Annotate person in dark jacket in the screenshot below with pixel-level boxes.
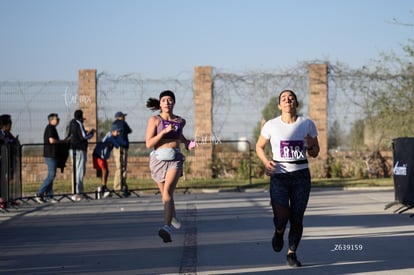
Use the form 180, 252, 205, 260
112, 111, 132, 192
34, 113, 67, 203
67, 110, 95, 200
0, 114, 20, 184
0, 114, 19, 145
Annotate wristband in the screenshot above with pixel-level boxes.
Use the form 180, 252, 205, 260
188, 140, 196, 149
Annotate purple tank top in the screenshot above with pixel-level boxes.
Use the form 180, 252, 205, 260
156, 115, 183, 140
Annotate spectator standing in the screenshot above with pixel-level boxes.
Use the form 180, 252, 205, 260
0, 114, 20, 186
67, 110, 95, 200
0, 114, 19, 145
112, 111, 132, 193
34, 113, 66, 203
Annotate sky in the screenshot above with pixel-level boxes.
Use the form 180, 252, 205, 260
1, 0, 413, 82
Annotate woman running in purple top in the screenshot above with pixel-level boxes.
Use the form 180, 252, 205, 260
146, 90, 195, 243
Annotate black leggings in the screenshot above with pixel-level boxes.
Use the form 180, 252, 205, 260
269, 169, 311, 252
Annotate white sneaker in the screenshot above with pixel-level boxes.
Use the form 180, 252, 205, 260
47, 198, 58, 203
71, 194, 82, 201
34, 196, 44, 204
171, 217, 181, 229
103, 191, 111, 198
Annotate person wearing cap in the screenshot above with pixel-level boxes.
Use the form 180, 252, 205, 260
256, 89, 319, 268
34, 113, 67, 203
112, 111, 132, 193
67, 109, 95, 200
93, 125, 126, 197
146, 90, 195, 243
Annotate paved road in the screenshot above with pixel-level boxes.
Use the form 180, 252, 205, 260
1, 188, 413, 275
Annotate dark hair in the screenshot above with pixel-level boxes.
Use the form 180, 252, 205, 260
159, 90, 175, 101
278, 89, 298, 105
48, 113, 58, 120
74, 109, 83, 120
146, 90, 176, 111
0, 114, 11, 127
146, 98, 160, 111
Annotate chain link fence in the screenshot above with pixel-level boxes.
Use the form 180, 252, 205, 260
0, 64, 367, 146
0, 63, 398, 201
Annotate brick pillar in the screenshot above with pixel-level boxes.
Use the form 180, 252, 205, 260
78, 69, 97, 143
308, 64, 329, 176
193, 66, 213, 178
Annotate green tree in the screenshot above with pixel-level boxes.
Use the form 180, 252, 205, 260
252, 96, 278, 143
328, 120, 344, 149
250, 96, 279, 178
367, 40, 414, 149
347, 119, 365, 150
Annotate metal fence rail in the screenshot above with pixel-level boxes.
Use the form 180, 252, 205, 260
0, 144, 22, 203
1, 140, 253, 210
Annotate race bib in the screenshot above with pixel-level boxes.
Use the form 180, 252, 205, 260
279, 140, 305, 160
161, 120, 179, 132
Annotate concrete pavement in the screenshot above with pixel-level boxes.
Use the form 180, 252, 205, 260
1, 188, 414, 274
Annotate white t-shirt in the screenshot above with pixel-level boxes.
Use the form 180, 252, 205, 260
260, 115, 318, 173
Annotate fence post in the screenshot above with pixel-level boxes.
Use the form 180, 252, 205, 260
78, 69, 98, 143
193, 66, 213, 178
308, 64, 329, 177
75, 69, 98, 194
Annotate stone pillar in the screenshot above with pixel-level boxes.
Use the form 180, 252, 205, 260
193, 66, 213, 178
78, 69, 98, 143
308, 64, 329, 176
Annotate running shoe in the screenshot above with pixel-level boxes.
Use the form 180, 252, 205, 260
286, 252, 302, 267
34, 195, 44, 204
71, 194, 82, 201
171, 217, 181, 229
272, 230, 284, 252
158, 226, 172, 243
